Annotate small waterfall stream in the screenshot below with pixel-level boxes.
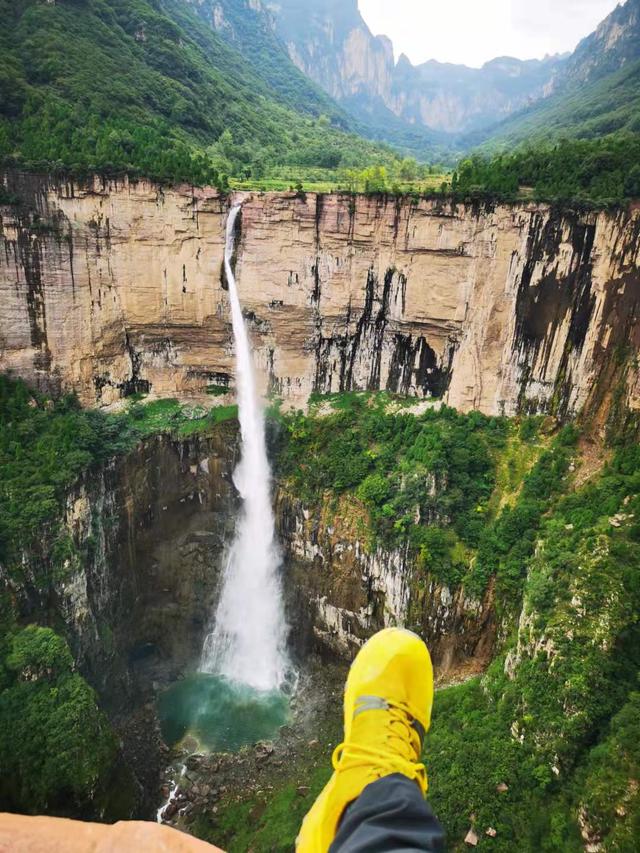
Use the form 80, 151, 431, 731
200, 204, 289, 692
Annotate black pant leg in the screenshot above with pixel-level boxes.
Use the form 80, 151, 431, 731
329, 773, 445, 853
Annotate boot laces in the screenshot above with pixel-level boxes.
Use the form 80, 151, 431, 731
331, 700, 427, 790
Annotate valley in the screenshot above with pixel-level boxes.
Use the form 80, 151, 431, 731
1, 171, 639, 849
1, 1, 640, 851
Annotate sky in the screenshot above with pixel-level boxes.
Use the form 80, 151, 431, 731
359, 0, 622, 67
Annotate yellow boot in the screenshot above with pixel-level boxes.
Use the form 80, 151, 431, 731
296, 627, 434, 853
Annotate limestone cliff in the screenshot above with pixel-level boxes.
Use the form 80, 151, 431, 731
277, 490, 494, 675
2, 173, 639, 427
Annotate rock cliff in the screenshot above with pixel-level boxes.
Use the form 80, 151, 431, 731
276, 490, 495, 674
2, 173, 639, 427
259, 0, 564, 135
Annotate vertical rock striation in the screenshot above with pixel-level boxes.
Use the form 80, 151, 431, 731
1, 173, 639, 427
275, 490, 495, 673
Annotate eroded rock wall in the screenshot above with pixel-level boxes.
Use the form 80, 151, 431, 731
1, 173, 639, 424
3, 425, 239, 708
276, 491, 495, 674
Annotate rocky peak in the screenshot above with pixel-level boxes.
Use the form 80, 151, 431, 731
554, 0, 640, 89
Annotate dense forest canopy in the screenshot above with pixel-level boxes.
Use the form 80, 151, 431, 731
0, 0, 404, 185
452, 134, 640, 207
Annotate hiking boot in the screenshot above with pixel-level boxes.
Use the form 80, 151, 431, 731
296, 627, 434, 852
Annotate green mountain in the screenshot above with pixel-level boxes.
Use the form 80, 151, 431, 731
186, 0, 448, 161
261, 0, 566, 137
183, 0, 348, 124
474, 0, 640, 149
0, 0, 398, 185
248, 0, 640, 170
473, 59, 640, 150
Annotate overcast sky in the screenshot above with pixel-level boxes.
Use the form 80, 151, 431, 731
359, 0, 622, 67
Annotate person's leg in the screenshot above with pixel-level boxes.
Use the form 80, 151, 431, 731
0, 813, 224, 852
297, 627, 443, 852
329, 773, 444, 853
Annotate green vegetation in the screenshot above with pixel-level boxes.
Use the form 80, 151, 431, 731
458, 49, 640, 207
0, 625, 116, 814
275, 394, 580, 601
127, 397, 237, 438
478, 57, 640, 153
0, 378, 236, 576
453, 133, 640, 206
0, 0, 412, 187
0, 374, 138, 573
277, 393, 521, 587
229, 162, 450, 195
1, 1, 637, 201
211, 764, 332, 853
217, 408, 640, 851
427, 443, 640, 850
466, 425, 577, 603
0, 376, 239, 817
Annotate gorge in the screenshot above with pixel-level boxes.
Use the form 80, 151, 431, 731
1, 174, 640, 851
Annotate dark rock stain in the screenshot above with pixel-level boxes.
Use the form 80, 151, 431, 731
514, 210, 597, 415
16, 223, 52, 370
314, 266, 452, 398
387, 335, 454, 398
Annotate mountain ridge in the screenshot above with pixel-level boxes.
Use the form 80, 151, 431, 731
260, 0, 640, 148
263, 0, 567, 135
0, 0, 407, 184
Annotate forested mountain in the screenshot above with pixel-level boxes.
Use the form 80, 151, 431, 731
0, 0, 638, 197
451, 0, 640, 205
473, 58, 640, 150
183, 0, 348, 124
0, 0, 400, 185
187, 0, 447, 161
473, 0, 640, 149
258, 0, 640, 159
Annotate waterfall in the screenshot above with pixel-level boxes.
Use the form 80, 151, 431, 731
200, 205, 289, 692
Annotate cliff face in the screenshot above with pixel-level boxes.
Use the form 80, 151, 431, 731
2, 424, 239, 813
262, 0, 563, 134
2, 173, 639, 426
6, 427, 239, 705
276, 490, 494, 675
553, 0, 640, 91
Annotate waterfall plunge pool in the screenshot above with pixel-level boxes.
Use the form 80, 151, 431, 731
158, 673, 290, 752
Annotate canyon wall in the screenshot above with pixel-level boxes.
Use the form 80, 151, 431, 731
1, 172, 640, 424
6, 426, 239, 705
1, 425, 238, 812
258, 0, 562, 135
277, 490, 495, 675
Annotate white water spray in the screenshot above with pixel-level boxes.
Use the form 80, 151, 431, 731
200, 205, 289, 692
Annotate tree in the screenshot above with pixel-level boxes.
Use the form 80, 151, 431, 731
399, 157, 418, 181
0, 626, 116, 814
624, 164, 640, 198
363, 165, 388, 194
